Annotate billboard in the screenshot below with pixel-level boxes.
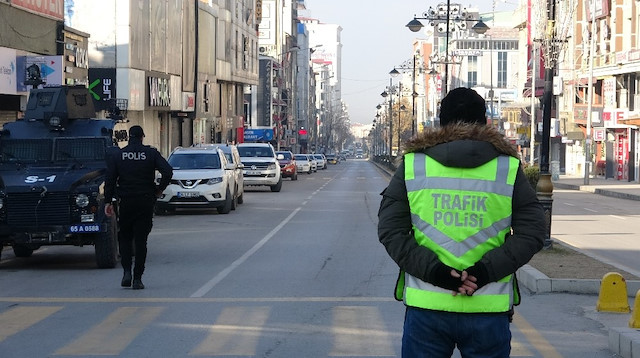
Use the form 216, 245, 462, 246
16, 55, 63, 92
0, 48, 17, 95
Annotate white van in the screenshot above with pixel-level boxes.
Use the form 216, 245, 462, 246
236, 143, 282, 192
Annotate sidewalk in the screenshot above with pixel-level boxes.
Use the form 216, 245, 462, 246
552, 175, 640, 201
514, 175, 640, 358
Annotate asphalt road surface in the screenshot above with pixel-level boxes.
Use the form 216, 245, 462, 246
0, 159, 623, 357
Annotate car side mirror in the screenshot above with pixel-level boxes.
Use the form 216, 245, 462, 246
237, 163, 244, 169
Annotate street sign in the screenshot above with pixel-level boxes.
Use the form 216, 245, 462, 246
244, 128, 274, 142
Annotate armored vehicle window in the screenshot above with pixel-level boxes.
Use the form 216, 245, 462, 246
0, 139, 52, 162
37, 92, 54, 106
55, 138, 107, 161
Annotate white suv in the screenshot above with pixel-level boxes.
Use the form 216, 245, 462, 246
237, 143, 282, 192
155, 146, 239, 214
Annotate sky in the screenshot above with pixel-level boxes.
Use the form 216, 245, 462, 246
301, 0, 521, 125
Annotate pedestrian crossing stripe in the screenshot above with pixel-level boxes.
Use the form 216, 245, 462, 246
54, 307, 165, 356
0, 304, 558, 357
331, 306, 394, 356
191, 306, 270, 356
0, 306, 62, 343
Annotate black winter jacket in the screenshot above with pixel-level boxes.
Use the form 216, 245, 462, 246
378, 123, 545, 287
105, 138, 173, 202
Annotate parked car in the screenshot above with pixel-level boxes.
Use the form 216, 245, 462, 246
325, 154, 338, 165
276, 150, 298, 180
294, 154, 313, 174
204, 144, 244, 205
313, 154, 327, 169
307, 154, 318, 172
156, 146, 238, 215
237, 142, 283, 192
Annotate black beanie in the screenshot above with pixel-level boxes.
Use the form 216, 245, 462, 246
129, 125, 145, 138
439, 87, 487, 127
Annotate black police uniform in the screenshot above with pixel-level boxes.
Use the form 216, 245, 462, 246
105, 127, 172, 288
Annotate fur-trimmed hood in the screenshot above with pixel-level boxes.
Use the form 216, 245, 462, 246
402, 123, 519, 168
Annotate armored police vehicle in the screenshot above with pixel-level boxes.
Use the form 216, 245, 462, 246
0, 86, 119, 268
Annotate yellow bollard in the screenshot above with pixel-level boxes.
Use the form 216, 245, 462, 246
629, 289, 640, 328
596, 272, 630, 313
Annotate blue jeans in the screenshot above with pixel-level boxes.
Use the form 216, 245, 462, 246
402, 306, 511, 358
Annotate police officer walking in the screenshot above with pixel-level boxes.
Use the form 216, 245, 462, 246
104, 125, 173, 290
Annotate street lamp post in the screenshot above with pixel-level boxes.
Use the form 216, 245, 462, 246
471, 20, 496, 127
535, 0, 567, 249
390, 53, 423, 137
407, 2, 484, 99
381, 78, 394, 163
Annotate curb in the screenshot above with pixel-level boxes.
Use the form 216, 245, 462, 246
517, 264, 640, 296
553, 181, 640, 201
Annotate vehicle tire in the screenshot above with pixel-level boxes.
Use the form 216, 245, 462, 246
231, 186, 238, 210
237, 191, 244, 204
13, 244, 34, 258
270, 178, 283, 192
292, 172, 298, 181
218, 188, 232, 214
154, 205, 167, 216
94, 217, 118, 268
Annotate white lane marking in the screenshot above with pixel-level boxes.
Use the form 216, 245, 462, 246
584, 208, 598, 213
190, 207, 302, 298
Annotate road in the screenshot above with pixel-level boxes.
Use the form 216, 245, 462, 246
0, 159, 623, 357
551, 188, 640, 278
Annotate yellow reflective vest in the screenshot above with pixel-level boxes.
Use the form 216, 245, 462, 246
396, 152, 520, 313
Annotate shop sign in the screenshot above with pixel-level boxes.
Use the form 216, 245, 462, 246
593, 128, 605, 141
616, 133, 629, 180
10, 0, 64, 21
453, 50, 480, 57
182, 92, 195, 111
147, 75, 170, 108
88, 68, 116, 111
0, 47, 17, 95
603, 77, 616, 107
603, 109, 626, 127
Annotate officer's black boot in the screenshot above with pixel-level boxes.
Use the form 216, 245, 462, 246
132, 277, 144, 290
121, 270, 132, 287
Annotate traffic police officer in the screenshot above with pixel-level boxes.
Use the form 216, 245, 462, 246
105, 125, 172, 289
378, 88, 545, 357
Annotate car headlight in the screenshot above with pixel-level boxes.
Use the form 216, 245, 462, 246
268, 163, 277, 170
206, 177, 223, 185
0, 197, 4, 209
75, 194, 90, 208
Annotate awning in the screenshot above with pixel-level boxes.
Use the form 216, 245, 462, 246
522, 78, 544, 97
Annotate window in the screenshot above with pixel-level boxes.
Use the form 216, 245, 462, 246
467, 56, 478, 87
497, 52, 507, 88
